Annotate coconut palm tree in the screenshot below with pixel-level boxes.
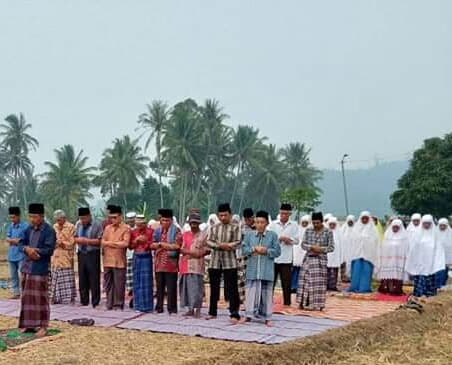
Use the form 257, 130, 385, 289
0, 113, 39, 206
229, 125, 267, 211
162, 99, 204, 221
96, 136, 149, 210
39, 145, 96, 219
137, 100, 169, 207
280, 142, 321, 189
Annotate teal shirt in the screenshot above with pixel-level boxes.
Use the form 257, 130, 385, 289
242, 230, 281, 281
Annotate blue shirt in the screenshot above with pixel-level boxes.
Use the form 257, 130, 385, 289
7, 221, 29, 262
75, 220, 103, 253
19, 222, 56, 276
242, 230, 281, 281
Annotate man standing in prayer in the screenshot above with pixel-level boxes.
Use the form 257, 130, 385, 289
326, 217, 343, 291
240, 210, 280, 326
101, 205, 130, 310
297, 212, 334, 311
153, 209, 182, 314
50, 210, 76, 304
268, 203, 299, 306
406, 215, 445, 298
376, 219, 408, 295
179, 212, 209, 318
18, 203, 56, 337
207, 203, 242, 322
130, 214, 154, 313
291, 215, 310, 293
6, 207, 28, 299
237, 208, 255, 304
348, 211, 379, 293
436, 218, 452, 288
75, 207, 103, 308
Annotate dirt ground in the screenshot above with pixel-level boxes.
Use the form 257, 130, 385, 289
1, 241, 452, 364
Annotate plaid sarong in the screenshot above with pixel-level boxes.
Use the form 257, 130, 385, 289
245, 279, 273, 320
237, 256, 247, 304
49, 268, 76, 304
126, 258, 134, 292
297, 255, 328, 310
179, 273, 204, 310
413, 274, 437, 297
19, 274, 50, 329
133, 253, 153, 312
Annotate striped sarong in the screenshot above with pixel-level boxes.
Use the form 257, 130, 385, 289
126, 257, 134, 292
49, 268, 76, 304
297, 255, 328, 310
133, 252, 153, 312
179, 273, 204, 310
245, 279, 273, 320
19, 274, 50, 329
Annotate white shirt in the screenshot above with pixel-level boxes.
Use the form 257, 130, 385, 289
268, 220, 300, 264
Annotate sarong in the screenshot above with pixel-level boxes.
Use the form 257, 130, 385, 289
179, 273, 204, 310
126, 258, 133, 292
19, 274, 50, 329
49, 268, 76, 304
133, 253, 153, 312
297, 255, 327, 310
349, 258, 374, 293
413, 274, 437, 297
245, 279, 273, 320
237, 256, 247, 304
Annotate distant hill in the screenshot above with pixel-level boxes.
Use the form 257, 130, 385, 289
318, 160, 409, 218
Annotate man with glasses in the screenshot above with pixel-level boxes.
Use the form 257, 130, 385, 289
101, 205, 130, 310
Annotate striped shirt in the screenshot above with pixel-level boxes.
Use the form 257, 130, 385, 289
207, 222, 241, 269
301, 227, 335, 257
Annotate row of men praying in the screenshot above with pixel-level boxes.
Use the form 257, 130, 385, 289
5, 203, 452, 336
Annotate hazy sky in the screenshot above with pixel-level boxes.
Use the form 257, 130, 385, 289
1, 1, 451, 173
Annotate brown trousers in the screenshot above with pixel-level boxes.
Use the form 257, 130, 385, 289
104, 267, 126, 310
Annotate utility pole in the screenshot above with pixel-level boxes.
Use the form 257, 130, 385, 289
341, 154, 350, 216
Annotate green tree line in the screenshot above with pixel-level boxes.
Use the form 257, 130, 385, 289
0, 99, 321, 223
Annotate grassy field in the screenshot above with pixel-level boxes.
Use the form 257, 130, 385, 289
1, 240, 452, 364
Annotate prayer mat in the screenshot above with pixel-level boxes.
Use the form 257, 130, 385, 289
0, 328, 61, 351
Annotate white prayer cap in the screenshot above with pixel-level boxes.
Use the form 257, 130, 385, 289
126, 212, 137, 219
438, 218, 449, 226
411, 213, 421, 221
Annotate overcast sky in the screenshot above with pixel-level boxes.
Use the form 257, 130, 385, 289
1, 1, 451, 173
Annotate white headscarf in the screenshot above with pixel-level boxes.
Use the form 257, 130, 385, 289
377, 219, 409, 280
327, 217, 343, 268
407, 213, 422, 234
341, 215, 357, 266
208, 214, 219, 226
406, 214, 445, 276
293, 215, 311, 267
349, 211, 379, 265
437, 218, 452, 265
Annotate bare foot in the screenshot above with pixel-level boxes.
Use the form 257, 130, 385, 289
230, 318, 240, 325
265, 320, 273, 327
205, 315, 217, 320
239, 317, 251, 324
36, 328, 47, 338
